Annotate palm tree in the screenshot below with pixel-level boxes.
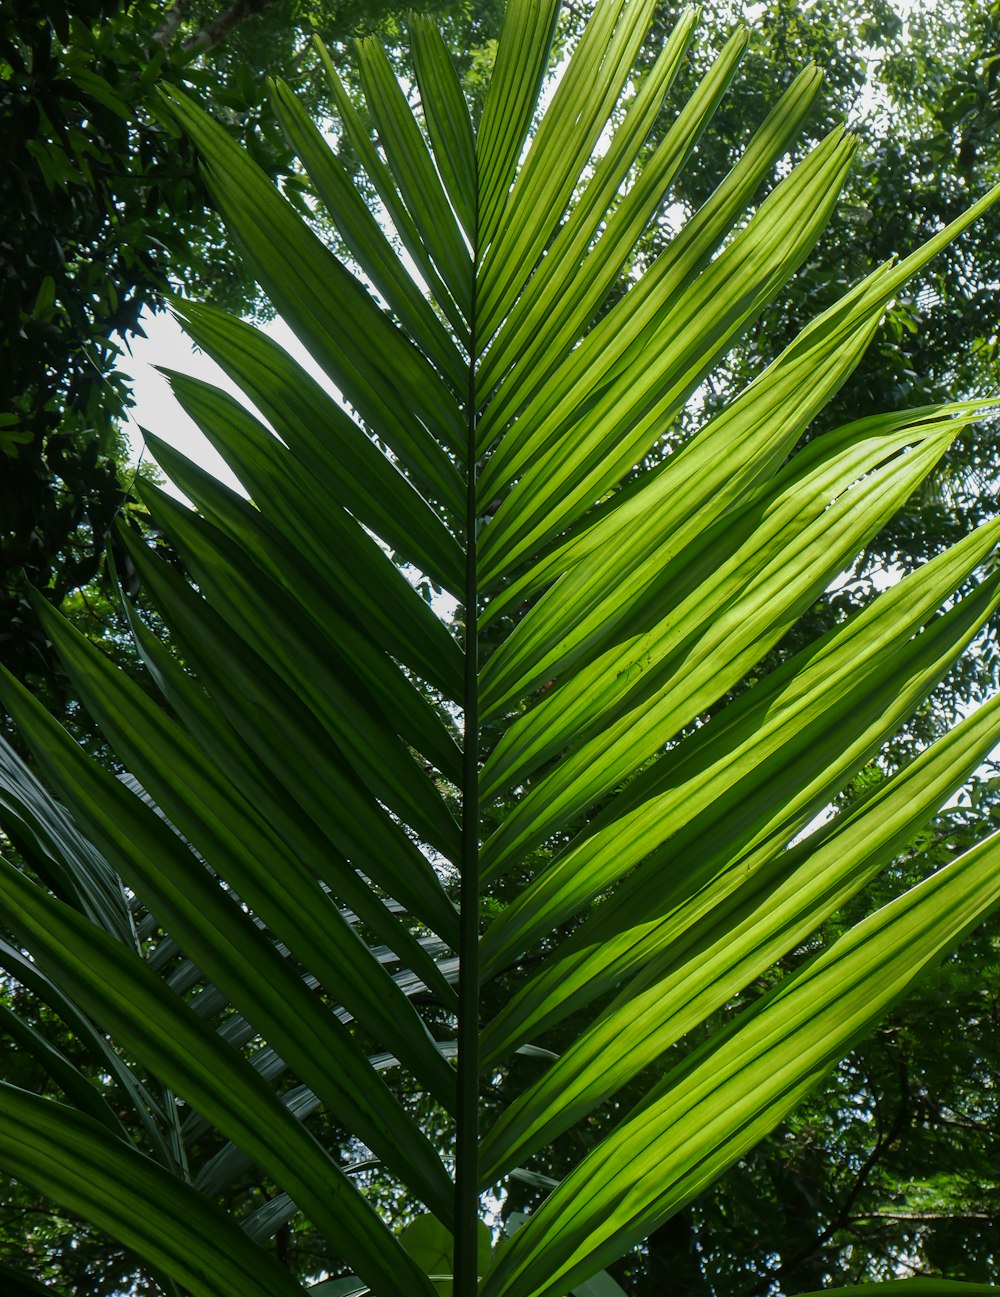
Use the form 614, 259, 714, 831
1, 0, 1000, 1293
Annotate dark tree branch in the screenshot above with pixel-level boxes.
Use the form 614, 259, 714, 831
152, 0, 192, 48
847, 1211, 995, 1223
287, 41, 313, 78
182, 0, 281, 54
921, 1106, 993, 1133
742, 1059, 913, 1297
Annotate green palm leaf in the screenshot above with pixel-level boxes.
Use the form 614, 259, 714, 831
1, 1, 1000, 1294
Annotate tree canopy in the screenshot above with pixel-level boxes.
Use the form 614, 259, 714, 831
0, 0, 499, 715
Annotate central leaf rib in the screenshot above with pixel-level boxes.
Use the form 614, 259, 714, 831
455, 226, 482, 1297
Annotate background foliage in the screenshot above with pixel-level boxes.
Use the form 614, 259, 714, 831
0, 0, 499, 720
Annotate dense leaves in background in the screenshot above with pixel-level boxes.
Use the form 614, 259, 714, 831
0, 0, 499, 726
1, 2, 1000, 1297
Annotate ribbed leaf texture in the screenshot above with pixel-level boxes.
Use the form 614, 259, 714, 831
1, 2, 999, 1295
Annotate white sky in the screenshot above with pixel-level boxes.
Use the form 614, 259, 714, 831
119, 309, 331, 498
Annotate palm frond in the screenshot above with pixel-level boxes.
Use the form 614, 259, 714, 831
1, 1, 999, 1294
